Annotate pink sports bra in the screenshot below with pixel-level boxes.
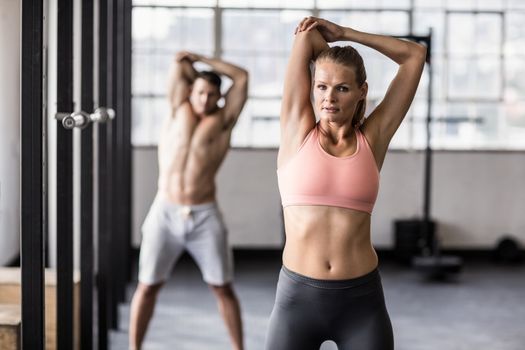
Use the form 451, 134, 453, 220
277, 124, 379, 214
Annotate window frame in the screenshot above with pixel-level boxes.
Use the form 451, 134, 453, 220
131, 1, 525, 150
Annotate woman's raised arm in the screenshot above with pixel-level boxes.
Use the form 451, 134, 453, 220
279, 21, 328, 166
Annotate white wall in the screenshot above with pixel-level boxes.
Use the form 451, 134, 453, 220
47, 0, 58, 267
0, 0, 21, 265
431, 152, 525, 248
132, 148, 282, 248
133, 148, 525, 249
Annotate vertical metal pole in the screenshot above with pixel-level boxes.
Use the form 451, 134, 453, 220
21, 0, 45, 348
56, 0, 75, 347
112, 0, 126, 323
98, 0, 112, 347
123, 0, 133, 286
112, 0, 133, 315
422, 31, 433, 254
80, 0, 95, 348
423, 32, 432, 224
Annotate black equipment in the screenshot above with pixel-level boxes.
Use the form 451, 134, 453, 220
394, 31, 463, 279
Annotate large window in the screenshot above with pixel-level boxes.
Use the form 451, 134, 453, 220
132, 5, 214, 145
132, 0, 525, 150
222, 9, 309, 146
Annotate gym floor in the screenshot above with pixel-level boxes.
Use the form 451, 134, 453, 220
111, 252, 525, 350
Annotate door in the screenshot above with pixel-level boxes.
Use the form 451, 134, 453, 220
20, 0, 132, 349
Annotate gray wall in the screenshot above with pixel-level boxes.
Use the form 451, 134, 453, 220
133, 148, 525, 249
0, 0, 21, 265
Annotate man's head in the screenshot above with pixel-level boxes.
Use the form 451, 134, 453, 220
190, 71, 222, 116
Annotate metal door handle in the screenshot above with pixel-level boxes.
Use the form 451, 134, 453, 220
59, 111, 90, 129
90, 107, 115, 123
55, 107, 116, 129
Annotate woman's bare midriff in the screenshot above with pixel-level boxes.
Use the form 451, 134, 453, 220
282, 205, 378, 280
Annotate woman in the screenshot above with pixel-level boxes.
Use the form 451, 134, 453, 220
266, 17, 426, 350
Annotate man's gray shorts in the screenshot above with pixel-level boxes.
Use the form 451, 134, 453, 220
138, 195, 233, 286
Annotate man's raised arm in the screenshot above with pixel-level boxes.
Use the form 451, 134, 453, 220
196, 55, 249, 128
167, 51, 198, 111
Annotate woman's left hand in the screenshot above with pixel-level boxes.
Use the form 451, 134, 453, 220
295, 16, 345, 43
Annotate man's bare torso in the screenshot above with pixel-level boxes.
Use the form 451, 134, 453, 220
157, 101, 231, 204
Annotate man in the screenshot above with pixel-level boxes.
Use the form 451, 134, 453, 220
129, 51, 249, 350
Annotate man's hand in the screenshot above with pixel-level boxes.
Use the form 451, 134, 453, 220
176, 51, 200, 63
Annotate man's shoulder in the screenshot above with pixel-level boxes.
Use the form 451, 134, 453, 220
202, 106, 225, 119
173, 100, 194, 117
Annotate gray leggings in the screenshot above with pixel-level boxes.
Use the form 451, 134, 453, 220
265, 266, 393, 350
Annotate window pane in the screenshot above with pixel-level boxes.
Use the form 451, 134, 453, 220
507, 0, 525, 10
320, 11, 408, 35
315, 0, 410, 8
317, 0, 410, 8
436, 102, 477, 148
448, 58, 500, 99
389, 100, 430, 149
378, 0, 410, 8
505, 57, 525, 140
475, 0, 504, 10
378, 12, 410, 35
133, 52, 217, 97
505, 59, 525, 100
448, 14, 475, 55
474, 58, 501, 99
448, 13, 501, 56
388, 120, 412, 149
414, 64, 430, 101
504, 100, 525, 131
133, 8, 214, 53
365, 57, 399, 99
231, 99, 281, 147
133, 8, 154, 50
219, 0, 314, 8
164, 9, 214, 52
427, 58, 445, 101
132, 97, 170, 145
413, 10, 445, 54
475, 103, 501, 146
132, 54, 154, 95
431, 102, 516, 149
414, 0, 444, 8
475, 14, 501, 55
223, 54, 286, 97
133, 54, 175, 96
446, 0, 475, 10
447, 60, 471, 99
427, 100, 448, 148
317, 0, 374, 8
223, 10, 307, 52
505, 13, 525, 55
251, 119, 280, 147
230, 100, 252, 147
133, 0, 216, 6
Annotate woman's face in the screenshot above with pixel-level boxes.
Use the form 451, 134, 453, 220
313, 60, 366, 124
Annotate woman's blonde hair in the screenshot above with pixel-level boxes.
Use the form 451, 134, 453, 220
316, 46, 367, 126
